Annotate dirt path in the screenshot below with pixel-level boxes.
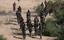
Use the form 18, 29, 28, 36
0, 0, 55, 40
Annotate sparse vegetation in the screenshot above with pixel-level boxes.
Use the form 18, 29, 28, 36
45, 18, 59, 36
0, 35, 6, 40
34, 0, 64, 40
34, 2, 44, 14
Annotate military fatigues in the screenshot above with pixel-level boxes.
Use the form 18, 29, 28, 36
39, 23, 43, 39
18, 6, 22, 13
26, 10, 31, 19
16, 11, 21, 24
26, 18, 32, 36
42, 22, 46, 34
40, 11, 46, 35
26, 10, 31, 29
26, 10, 32, 36
44, 7, 48, 17
34, 17, 39, 35
13, 2, 16, 11
20, 21, 26, 40
26, 17, 31, 28
28, 21, 33, 36
40, 11, 44, 20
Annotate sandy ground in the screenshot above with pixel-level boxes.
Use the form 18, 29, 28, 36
0, 0, 55, 40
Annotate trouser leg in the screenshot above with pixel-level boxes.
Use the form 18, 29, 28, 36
34, 27, 38, 35
22, 31, 26, 40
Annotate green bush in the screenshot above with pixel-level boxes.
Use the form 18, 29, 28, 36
54, 9, 64, 25
0, 35, 6, 40
57, 25, 64, 40
45, 18, 59, 37
54, 9, 64, 40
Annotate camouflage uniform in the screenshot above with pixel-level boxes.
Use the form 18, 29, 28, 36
18, 6, 22, 13
39, 23, 42, 39
40, 11, 44, 20
16, 11, 21, 24
28, 21, 33, 36
26, 10, 31, 19
20, 21, 26, 40
26, 17, 31, 28
40, 11, 46, 35
34, 16, 39, 35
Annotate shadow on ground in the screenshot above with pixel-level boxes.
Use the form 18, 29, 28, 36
13, 36, 23, 39
0, 10, 15, 16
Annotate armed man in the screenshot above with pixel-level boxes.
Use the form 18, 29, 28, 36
20, 20, 26, 40
34, 16, 39, 35
13, 2, 16, 11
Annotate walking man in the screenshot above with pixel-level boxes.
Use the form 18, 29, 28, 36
28, 21, 33, 36
26, 10, 31, 19
34, 16, 39, 35
20, 20, 26, 40
13, 2, 16, 11
40, 11, 46, 34
39, 22, 42, 39
16, 10, 21, 24
17, 6, 22, 13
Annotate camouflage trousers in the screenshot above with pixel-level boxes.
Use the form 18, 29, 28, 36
22, 30, 26, 39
